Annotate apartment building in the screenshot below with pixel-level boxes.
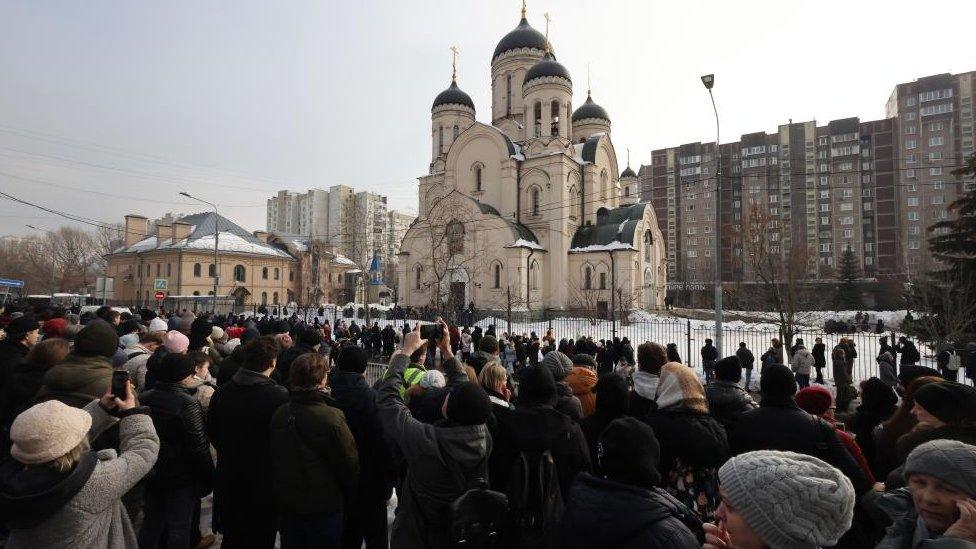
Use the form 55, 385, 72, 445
266, 185, 415, 271
640, 70, 973, 290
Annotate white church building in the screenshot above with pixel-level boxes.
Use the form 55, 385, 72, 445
397, 7, 666, 313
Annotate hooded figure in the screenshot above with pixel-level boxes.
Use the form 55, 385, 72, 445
540, 350, 583, 421
36, 320, 118, 408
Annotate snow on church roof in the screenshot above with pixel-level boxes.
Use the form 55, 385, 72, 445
505, 238, 546, 251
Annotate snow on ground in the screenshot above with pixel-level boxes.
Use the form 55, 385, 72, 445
687, 308, 908, 330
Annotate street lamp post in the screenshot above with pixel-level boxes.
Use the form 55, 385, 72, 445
179, 192, 219, 313
701, 74, 723, 357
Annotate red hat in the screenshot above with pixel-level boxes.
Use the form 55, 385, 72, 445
796, 385, 833, 417
42, 318, 67, 338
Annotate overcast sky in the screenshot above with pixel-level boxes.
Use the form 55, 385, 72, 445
1, 0, 973, 237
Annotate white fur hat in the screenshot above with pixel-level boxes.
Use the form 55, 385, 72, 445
10, 401, 92, 465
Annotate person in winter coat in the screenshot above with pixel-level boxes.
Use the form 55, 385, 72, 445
967, 341, 976, 383
540, 350, 583, 421
561, 418, 702, 549
879, 335, 895, 360
207, 336, 289, 548
183, 350, 216, 411
380, 324, 396, 357
495, 362, 591, 502
270, 353, 359, 548
896, 336, 921, 371
120, 332, 163, 392
138, 353, 215, 549
580, 373, 630, 473
405, 370, 449, 424
329, 345, 396, 549
0, 338, 70, 443
465, 334, 499, 377
144, 330, 190, 391
789, 342, 814, 388
812, 336, 827, 384
274, 327, 321, 386
761, 338, 784, 372
479, 361, 516, 491
936, 342, 960, 383
0, 314, 39, 393
728, 364, 871, 495
847, 377, 898, 480
734, 342, 755, 390
644, 362, 728, 521
705, 356, 757, 431
665, 342, 681, 364
700, 339, 719, 383
36, 320, 118, 409
874, 374, 944, 481
795, 385, 875, 484
566, 353, 598, 417
376, 324, 493, 549
832, 343, 856, 412
705, 451, 855, 549
885, 381, 976, 490
877, 350, 899, 388
0, 387, 159, 549
630, 342, 668, 419
872, 440, 976, 548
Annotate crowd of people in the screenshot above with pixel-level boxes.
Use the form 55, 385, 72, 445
0, 303, 975, 549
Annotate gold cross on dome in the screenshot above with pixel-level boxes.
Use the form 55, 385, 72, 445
450, 45, 459, 82
521, 0, 527, 18
543, 12, 552, 52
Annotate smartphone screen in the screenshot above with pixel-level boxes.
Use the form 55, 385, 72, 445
112, 370, 130, 400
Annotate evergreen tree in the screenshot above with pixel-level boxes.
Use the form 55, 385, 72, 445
929, 153, 976, 282
835, 246, 861, 309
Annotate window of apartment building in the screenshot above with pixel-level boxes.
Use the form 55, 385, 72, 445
865, 242, 874, 252
933, 180, 945, 189
687, 204, 695, 211
820, 243, 832, 252
905, 112, 917, 121
821, 216, 830, 225
818, 137, 829, 145
769, 195, 779, 203
929, 136, 945, 147
704, 201, 712, 209
908, 212, 920, 221
687, 227, 697, 235
839, 163, 853, 173
819, 176, 828, 186
929, 151, 944, 161
921, 103, 953, 117
919, 89, 953, 102
820, 190, 830, 199
819, 163, 828, 172
840, 203, 854, 211
929, 121, 944, 131
906, 153, 917, 164
937, 210, 948, 220
820, 203, 830, 212
749, 186, 760, 194
904, 125, 916, 134
906, 169, 916, 179
840, 216, 854, 225
908, 240, 920, 250
687, 238, 697, 246
843, 229, 853, 238
932, 195, 945, 205
906, 97, 917, 107
862, 161, 872, 170
843, 189, 854, 198
905, 139, 917, 150
863, 202, 873, 211
862, 188, 874, 197
704, 225, 713, 234
687, 250, 698, 258
930, 167, 943, 176
770, 207, 779, 215
909, 225, 921, 235
865, 256, 874, 265
908, 197, 919, 207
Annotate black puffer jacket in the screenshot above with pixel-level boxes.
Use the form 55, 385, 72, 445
561, 473, 701, 549
139, 381, 214, 493
643, 408, 728, 476
704, 380, 757, 430
274, 343, 316, 386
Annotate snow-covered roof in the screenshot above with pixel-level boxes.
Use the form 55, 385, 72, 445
112, 211, 294, 259
568, 242, 637, 253
171, 232, 293, 258
332, 254, 356, 266
505, 238, 546, 251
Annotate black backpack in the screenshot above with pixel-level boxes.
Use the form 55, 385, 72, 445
443, 452, 509, 549
506, 449, 564, 548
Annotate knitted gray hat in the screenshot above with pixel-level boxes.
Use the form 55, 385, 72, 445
541, 350, 573, 380
718, 450, 855, 549
904, 439, 976, 497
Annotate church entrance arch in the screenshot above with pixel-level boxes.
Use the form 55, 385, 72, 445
446, 268, 470, 316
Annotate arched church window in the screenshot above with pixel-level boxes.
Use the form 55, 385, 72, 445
534, 102, 542, 137
550, 100, 560, 136
193, 263, 201, 277
644, 230, 653, 262
446, 220, 464, 254
531, 188, 540, 216
584, 266, 592, 289
530, 260, 539, 290
625, 186, 630, 197
261, 291, 268, 305
438, 126, 444, 153
506, 74, 512, 115
475, 166, 483, 192
453, 124, 459, 140
599, 272, 607, 290
493, 263, 501, 288
415, 265, 422, 290
233, 265, 246, 282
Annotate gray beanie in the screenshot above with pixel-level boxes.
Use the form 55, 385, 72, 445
541, 350, 573, 380
719, 450, 855, 549
904, 439, 976, 497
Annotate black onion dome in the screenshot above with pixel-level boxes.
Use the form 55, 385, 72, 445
621, 166, 637, 178
572, 94, 610, 122
432, 80, 475, 111
493, 17, 550, 61
523, 52, 571, 86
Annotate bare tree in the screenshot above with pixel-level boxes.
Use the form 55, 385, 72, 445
904, 274, 976, 345
566, 281, 609, 325
732, 205, 818, 348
